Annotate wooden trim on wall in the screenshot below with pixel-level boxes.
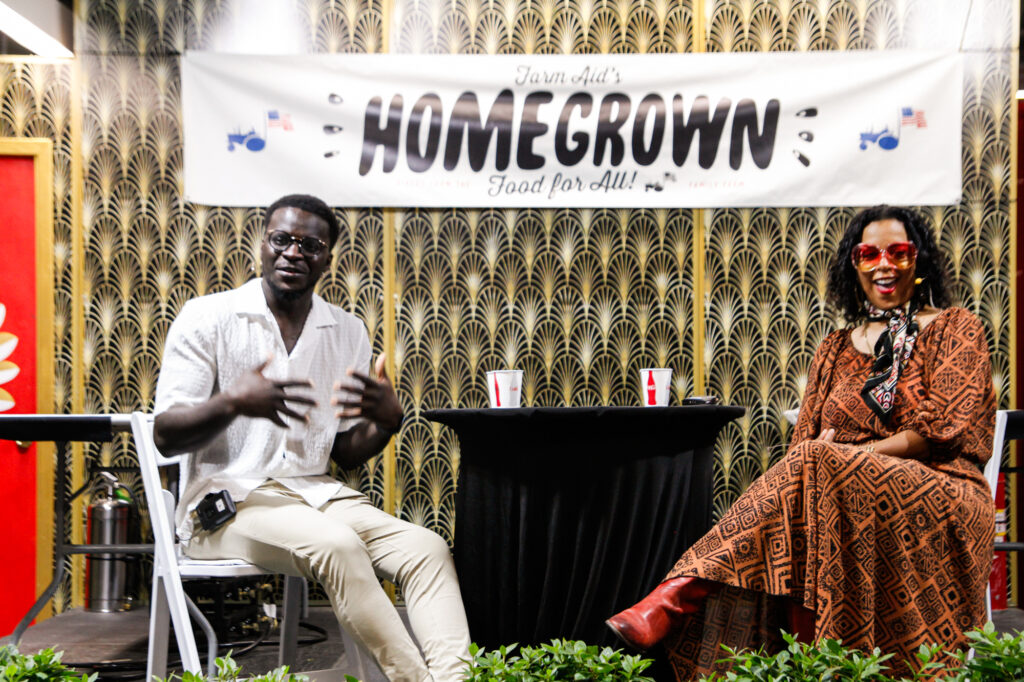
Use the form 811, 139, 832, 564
690, 0, 708, 395
382, 208, 397, 520
380, 0, 397, 604
1009, 25, 1020, 603
69, 55, 86, 610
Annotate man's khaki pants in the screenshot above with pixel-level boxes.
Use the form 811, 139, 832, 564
185, 483, 470, 682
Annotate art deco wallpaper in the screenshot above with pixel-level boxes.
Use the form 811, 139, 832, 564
0, 0, 1015, 611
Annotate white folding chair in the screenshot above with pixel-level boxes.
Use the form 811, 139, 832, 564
985, 409, 1024, 621
130, 412, 305, 679
982, 411, 1005, 620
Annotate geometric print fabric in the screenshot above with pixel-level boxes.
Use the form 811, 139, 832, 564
665, 307, 996, 679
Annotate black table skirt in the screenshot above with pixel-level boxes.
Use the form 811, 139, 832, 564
425, 405, 744, 649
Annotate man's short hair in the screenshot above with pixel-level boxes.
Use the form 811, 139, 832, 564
264, 194, 341, 247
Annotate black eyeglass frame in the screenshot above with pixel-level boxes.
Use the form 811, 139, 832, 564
265, 230, 329, 257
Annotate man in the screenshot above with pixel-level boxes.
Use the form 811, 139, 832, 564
153, 194, 470, 681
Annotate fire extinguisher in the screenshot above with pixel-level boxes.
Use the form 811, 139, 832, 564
85, 471, 138, 612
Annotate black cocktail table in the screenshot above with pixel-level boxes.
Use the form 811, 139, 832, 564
424, 405, 744, 648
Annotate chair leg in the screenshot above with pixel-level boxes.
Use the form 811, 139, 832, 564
161, 568, 202, 673
986, 583, 993, 623
148, 575, 171, 682
184, 594, 218, 676
278, 576, 303, 669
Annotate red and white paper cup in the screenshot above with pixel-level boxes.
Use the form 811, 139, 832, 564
639, 368, 672, 407
487, 370, 523, 408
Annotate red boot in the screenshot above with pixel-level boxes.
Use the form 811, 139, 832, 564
605, 577, 720, 651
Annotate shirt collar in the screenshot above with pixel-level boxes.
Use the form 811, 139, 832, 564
307, 292, 337, 328
235, 278, 337, 328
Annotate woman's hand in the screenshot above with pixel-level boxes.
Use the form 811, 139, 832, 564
860, 430, 930, 460
816, 428, 836, 442
917, 399, 938, 422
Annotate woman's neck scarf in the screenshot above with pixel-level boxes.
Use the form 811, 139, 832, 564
861, 302, 919, 422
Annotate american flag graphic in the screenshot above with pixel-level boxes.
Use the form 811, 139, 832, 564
267, 110, 293, 131
900, 107, 926, 128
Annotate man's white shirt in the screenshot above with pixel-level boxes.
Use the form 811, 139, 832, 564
154, 278, 372, 541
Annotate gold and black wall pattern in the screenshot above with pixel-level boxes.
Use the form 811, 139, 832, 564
393, 206, 696, 539
703, 206, 848, 516
0, 58, 75, 613
36, 0, 1015, 610
389, 0, 701, 542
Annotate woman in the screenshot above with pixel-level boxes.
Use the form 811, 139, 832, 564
607, 205, 996, 679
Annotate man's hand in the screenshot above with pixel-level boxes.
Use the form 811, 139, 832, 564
227, 357, 317, 427
332, 353, 404, 434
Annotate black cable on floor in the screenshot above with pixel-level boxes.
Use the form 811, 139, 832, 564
210, 613, 273, 660
64, 619, 323, 680
254, 621, 329, 648
66, 654, 168, 676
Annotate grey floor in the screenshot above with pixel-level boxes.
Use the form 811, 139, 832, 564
5, 606, 1024, 681
996, 606, 1024, 633
2, 605, 390, 681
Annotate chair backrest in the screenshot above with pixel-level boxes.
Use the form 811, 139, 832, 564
135, 414, 181, 469
987, 409, 1024, 499
131, 412, 208, 676
1003, 410, 1024, 445
984, 409, 1024, 621
985, 411, 1007, 501
130, 412, 182, 561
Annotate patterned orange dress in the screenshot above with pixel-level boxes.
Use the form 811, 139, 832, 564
663, 307, 995, 680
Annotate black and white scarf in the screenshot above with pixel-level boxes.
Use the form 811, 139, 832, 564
861, 302, 919, 422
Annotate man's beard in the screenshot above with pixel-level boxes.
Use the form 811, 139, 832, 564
265, 276, 313, 304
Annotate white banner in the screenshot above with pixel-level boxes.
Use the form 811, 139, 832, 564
182, 51, 962, 208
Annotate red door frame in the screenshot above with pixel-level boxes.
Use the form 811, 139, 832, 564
0, 138, 55, 633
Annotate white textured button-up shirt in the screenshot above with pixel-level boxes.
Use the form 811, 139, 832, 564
154, 278, 371, 540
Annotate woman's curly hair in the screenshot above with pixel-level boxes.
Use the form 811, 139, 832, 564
827, 205, 951, 323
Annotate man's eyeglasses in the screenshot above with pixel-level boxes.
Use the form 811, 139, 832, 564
850, 241, 917, 272
266, 230, 328, 257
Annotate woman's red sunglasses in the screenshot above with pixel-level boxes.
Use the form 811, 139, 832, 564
850, 241, 917, 272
